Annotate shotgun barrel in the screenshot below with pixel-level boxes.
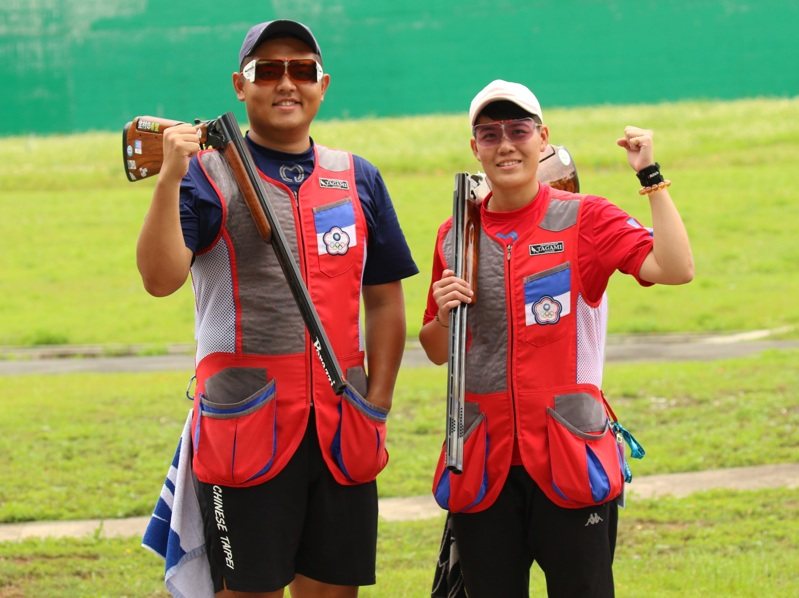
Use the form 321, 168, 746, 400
445, 172, 478, 473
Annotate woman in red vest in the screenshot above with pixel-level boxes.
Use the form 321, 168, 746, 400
420, 80, 693, 597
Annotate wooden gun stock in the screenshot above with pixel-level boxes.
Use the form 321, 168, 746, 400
539, 144, 580, 193
122, 114, 271, 249
217, 135, 272, 242
122, 116, 208, 182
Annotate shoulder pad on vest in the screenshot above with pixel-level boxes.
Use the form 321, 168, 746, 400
316, 145, 350, 172
540, 198, 580, 232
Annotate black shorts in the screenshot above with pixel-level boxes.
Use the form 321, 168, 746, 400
195, 408, 378, 593
450, 466, 618, 598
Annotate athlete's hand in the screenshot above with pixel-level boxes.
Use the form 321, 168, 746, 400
160, 123, 202, 183
617, 126, 656, 172
432, 269, 474, 323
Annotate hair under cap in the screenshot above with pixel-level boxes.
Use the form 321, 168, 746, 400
238, 19, 322, 67
469, 79, 543, 126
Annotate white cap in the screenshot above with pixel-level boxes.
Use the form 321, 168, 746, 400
469, 79, 544, 126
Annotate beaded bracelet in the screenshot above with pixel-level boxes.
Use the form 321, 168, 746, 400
639, 179, 672, 195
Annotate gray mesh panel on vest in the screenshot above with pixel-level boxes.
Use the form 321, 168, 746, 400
540, 198, 579, 232
443, 227, 508, 394
226, 176, 304, 355
198, 151, 305, 357
576, 293, 608, 386
193, 241, 236, 362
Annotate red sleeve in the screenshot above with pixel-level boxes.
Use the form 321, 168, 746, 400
579, 195, 654, 304
422, 220, 452, 325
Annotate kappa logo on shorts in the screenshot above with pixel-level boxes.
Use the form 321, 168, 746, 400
319, 178, 349, 190
585, 512, 604, 526
529, 241, 564, 256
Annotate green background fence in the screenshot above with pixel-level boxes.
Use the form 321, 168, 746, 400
2, 0, 797, 136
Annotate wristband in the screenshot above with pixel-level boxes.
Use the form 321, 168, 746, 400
636, 163, 672, 195
636, 163, 664, 186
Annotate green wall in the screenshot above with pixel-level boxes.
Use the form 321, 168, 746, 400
1, 0, 797, 135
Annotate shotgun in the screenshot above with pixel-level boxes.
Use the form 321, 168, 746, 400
444, 173, 478, 473
123, 113, 346, 394
445, 144, 580, 473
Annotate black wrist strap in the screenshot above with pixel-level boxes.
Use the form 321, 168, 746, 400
636, 163, 664, 186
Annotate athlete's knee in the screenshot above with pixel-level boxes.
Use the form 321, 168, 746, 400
289, 574, 358, 598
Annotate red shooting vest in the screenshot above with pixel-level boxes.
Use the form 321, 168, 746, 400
433, 185, 626, 512
189, 145, 388, 487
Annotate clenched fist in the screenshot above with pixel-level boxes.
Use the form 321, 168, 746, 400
616, 126, 656, 172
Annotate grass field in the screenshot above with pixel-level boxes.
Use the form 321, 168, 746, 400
1, 97, 798, 349
1, 488, 796, 597
1, 350, 797, 523
1, 98, 798, 596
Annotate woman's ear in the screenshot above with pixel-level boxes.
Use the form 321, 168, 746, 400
538, 124, 550, 150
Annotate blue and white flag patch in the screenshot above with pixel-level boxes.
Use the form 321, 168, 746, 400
524, 266, 571, 326
315, 201, 357, 255
626, 217, 654, 237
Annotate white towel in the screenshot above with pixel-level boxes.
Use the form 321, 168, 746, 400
141, 409, 214, 598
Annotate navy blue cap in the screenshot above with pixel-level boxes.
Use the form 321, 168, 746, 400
238, 20, 322, 67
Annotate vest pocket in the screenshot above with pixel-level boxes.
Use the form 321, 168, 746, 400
546, 392, 624, 506
193, 370, 277, 486
520, 263, 571, 347
432, 402, 489, 513
330, 382, 389, 483
313, 199, 358, 277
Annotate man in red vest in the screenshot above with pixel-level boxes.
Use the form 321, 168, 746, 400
420, 80, 693, 597
136, 19, 417, 598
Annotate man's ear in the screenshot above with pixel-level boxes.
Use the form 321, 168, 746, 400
232, 72, 246, 102
320, 73, 331, 101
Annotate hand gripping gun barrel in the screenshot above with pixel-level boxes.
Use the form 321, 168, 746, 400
445, 144, 579, 473
123, 113, 347, 394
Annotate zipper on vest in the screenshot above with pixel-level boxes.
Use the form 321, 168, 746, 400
505, 243, 520, 449
290, 187, 315, 407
